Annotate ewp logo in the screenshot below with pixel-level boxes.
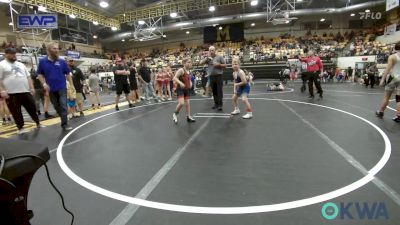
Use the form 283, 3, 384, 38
17, 14, 58, 29
359, 12, 382, 20
321, 202, 389, 220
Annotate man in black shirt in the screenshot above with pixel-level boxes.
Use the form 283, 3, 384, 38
113, 58, 134, 111
366, 64, 377, 88
67, 58, 86, 116
31, 67, 54, 119
347, 66, 354, 82
137, 59, 159, 103
128, 62, 141, 103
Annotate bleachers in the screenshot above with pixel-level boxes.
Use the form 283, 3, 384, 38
102, 29, 395, 66
347, 30, 395, 61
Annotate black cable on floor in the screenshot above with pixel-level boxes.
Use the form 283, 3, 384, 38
0, 154, 17, 190
5, 154, 75, 225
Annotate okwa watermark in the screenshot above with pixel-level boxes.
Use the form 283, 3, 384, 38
321, 202, 389, 220
359, 12, 382, 20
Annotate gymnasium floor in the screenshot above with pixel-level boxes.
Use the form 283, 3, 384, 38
7, 82, 400, 225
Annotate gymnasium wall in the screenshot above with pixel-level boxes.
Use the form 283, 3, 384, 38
337, 55, 377, 69
376, 30, 400, 44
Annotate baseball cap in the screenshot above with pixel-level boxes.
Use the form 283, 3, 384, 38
5, 48, 17, 54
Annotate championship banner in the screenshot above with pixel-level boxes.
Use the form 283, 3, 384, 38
52, 27, 93, 45
203, 23, 244, 43
386, 0, 399, 11
17, 14, 58, 29
384, 23, 397, 35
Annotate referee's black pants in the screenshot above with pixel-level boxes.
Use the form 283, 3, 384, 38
304, 71, 323, 97
210, 75, 223, 107
300, 73, 308, 92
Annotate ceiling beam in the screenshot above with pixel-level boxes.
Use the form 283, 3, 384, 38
116, 0, 251, 23
13, 0, 120, 28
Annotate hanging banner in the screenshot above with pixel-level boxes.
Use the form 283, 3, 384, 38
384, 23, 397, 35
386, 0, 399, 11
203, 23, 244, 43
66, 50, 81, 59
51, 27, 94, 45
17, 14, 58, 29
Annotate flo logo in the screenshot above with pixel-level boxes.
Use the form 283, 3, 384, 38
321, 202, 389, 220
359, 12, 382, 20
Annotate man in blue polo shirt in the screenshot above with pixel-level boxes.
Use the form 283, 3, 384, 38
37, 43, 75, 131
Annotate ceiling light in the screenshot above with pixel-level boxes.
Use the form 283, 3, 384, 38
111, 26, 117, 31
139, 39, 143, 41
8, 22, 13, 26
365, 9, 370, 13
186, 31, 190, 34
219, 26, 223, 30
162, 34, 166, 38
29, 6, 33, 9
285, 20, 290, 24
0, 0, 12, 3
170, 12, 177, 18
99, 1, 109, 8
208, 18, 224, 22
296, 0, 303, 2
243, 13, 262, 18
350, 13, 355, 16
209, 6, 215, 12
93, 35, 98, 39
41, 29, 47, 31
93, 21, 99, 25
138, 20, 145, 25
251, 23, 255, 27
69, 14, 76, 19
212, 24, 219, 27
175, 22, 192, 27
122, 39, 125, 42
38, 6, 47, 12
320, 18, 325, 22
250, 0, 258, 6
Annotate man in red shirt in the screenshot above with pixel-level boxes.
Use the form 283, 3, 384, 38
300, 50, 324, 99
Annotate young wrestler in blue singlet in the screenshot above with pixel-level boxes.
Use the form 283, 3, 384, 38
231, 57, 253, 119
